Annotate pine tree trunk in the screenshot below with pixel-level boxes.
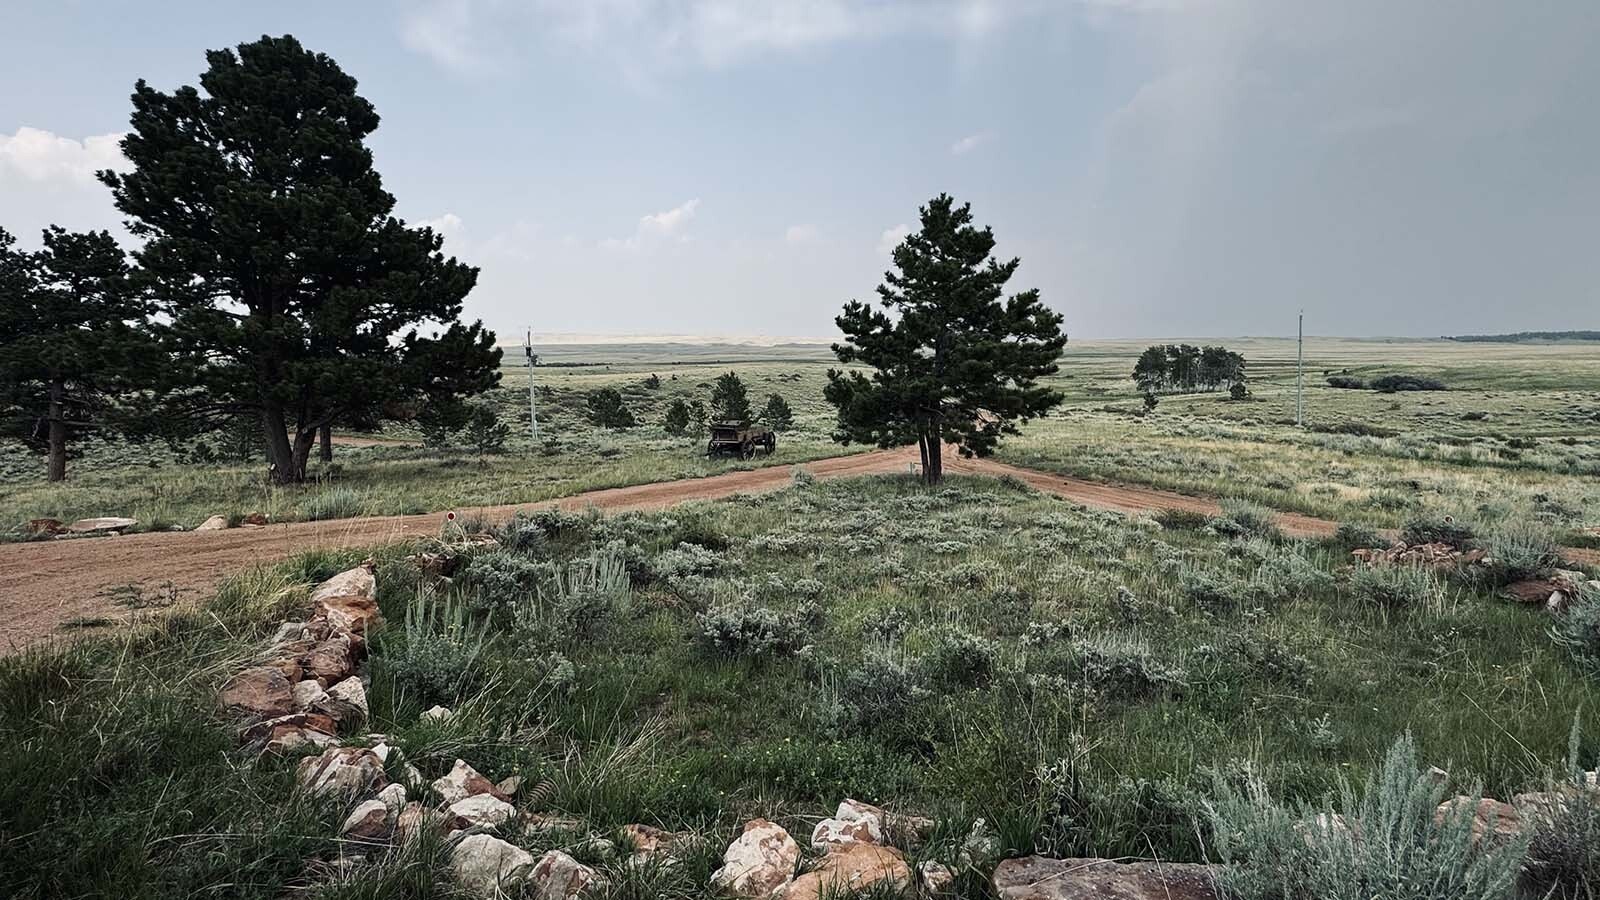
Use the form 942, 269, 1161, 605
46, 378, 67, 483
291, 428, 317, 481
924, 414, 944, 485
917, 428, 930, 478
319, 423, 333, 462
262, 404, 300, 484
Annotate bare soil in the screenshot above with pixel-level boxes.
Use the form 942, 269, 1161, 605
4, 446, 1593, 653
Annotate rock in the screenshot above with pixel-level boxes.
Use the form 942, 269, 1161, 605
25, 517, 65, 537
960, 818, 1001, 866
377, 782, 407, 813
525, 812, 585, 836
497, 775, 523, 797
529, 849, 606, 899
292, 679, 328, 711
784, 843, 911, 900
710, 818, 799, 899
1503, 580, 1564, 606
1434, 796, 1524, 844
310, 565, 383, 634
433, 759, 513, 805
811, 798, 885, 851
992, 856, 1221, 900
341, 798, 393, 842
241, 711, 339, 750
448, 794, 519, 829
240, 512, 268, 527
66, 516, 138, 534
315, 676, 369, 725
451, 833, 536, 896
919, 860, 957, 895
622, 823, 674, 857
396, 801, 451, 842
220, 666, 296, 719
300, 633, 364, 686
421, 704, 453, 722
195, 515, 229, 531
1294, 812, 1357, 847
296, 746, 390, 796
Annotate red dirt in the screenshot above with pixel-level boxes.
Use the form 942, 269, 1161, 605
4, 446, 1594, 653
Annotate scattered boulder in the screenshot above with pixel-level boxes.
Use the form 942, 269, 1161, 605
315, 676, 369, 726
377, 782, 407, 813
66, 516, 138, 534
452, 833, 536, 897
292, 679, 328, 711
811, 798, 885, 851
296, 746, 390, 796
448, 794, 519, 830
341, 798, 393, 842
1503, 580, 1568, 607
497, 775, 522, 797
710, 818, 800, 899
784, 843, 911, 900
1434, 796, 1524, 845
433, 759, 513, 805
396, 801, 450, 842
220, 666, 296, 719
195, 515, 229, 531
1351, 542, 1484, 571
421, 705, 453, 722
241, 712, 340, 754
992, 856, 1221, 900
525, 812, 585, 836
310, 564, 383, 634
622, 823, 675, 858
529, 849, 606, 899
919, 860, 957, 895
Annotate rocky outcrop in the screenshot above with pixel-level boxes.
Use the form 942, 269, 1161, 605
296, 745, 390, 796
711, 818, 800, 899
992, 857, 1221, 900
220, 666, 297, 718
452, 833, 536, 896
1351, 542, 1484, 571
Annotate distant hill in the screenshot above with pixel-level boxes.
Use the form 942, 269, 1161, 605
1444, 330, 1600, 343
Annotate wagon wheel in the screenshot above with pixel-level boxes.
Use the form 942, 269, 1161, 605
741, 440, 756, 460
764, 434, 777, 453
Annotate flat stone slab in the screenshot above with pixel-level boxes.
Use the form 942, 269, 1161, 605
993, 856, 1222, 900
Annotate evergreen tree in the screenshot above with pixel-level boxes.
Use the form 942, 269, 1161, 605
99, 35, 500, 483
709, 372, 751, 424
586, 388, 637, 429
663, 398, 691, 436
1132, 346, 1168, 393
760, 393, 794, 431
463, 404, 509, 457
0, 226, 156, 481
824, 194, 1066, 484
686, 399, 709, 436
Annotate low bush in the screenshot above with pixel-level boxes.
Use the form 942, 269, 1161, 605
301, 487, 366, 521
696, 604, 808, 658
1480, 521, 1560, 585
1326, 375, 1366, 389
1522, 728, 1600, 898
1348, 564, 1446, 611
1070, 635, 1184, 700
1333, 522, 1385, 550
1400, 514, 1476, 549
1371, 373, 1448, 392
1550, 585, 1600, 676
830, 651, 928, 732
1213, 498, 1281, 540
1309, 421, 1398, 438
922, 628, 1000, 690
1203, 734, 1527, 900
379, 587, 489, 706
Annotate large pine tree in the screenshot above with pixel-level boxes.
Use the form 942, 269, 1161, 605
824, 194, 1066, 484
99, 34, 500, 483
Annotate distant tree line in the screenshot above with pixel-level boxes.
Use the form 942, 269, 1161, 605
1131, 344, 1247, 394
0, 35, 500, 483
586, 371, 795, 436
1444, 331, 1600, 343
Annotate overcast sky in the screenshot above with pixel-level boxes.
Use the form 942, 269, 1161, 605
2, 1, 1596, 339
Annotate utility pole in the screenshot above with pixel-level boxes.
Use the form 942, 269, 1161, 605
1295, 311, 1305, 428
523, 328, 539, 441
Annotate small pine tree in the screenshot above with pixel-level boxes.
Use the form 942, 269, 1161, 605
643, 373, 661, 389
1229, 381, 1250, 401
416, 398, 471, 448
709, 372, 752, 425
586, 388, 637, 429
761, 393, 794, 431
686, 399, 709, 436
663, 398, 691, 436
1143, 391, 1159, 412
463, 404, 509, 458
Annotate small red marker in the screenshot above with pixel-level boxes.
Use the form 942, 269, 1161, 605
446, 511, 457, 522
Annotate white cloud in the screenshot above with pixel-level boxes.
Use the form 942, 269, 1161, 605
419, 212, 465, 238
399, 0, 1086, 75
784, 223, 818, 243
602, 198, 701, 250
876, 223, 910, 255
0, 127, 128, 184
950, 130, 993, 155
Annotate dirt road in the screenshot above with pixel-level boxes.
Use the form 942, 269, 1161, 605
4, 447, 1593, 652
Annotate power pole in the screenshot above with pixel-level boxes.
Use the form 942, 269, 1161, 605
1295, 311, 1305, 427
523, 328, 539, 441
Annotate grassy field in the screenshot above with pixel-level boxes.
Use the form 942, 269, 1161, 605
3, 336, 1600, 898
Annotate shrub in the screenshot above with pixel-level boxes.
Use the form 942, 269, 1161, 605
463, 404, 510, 456
1481, 521, 1559, 585
1309, 421, 1397, 438
833, 651, 928, 730
585, 388, 637, 429
922, 628, 999, 690
461, 549, 544, 613
1326, 375, 1366, 389
709, 372, 751, 425
1522, 726, 1600, 898
662, 399, 691, 436
1202, 734, 1527, 900
492, 512, 550, 554
861, 607, 912, 643
301, 487, 366, 521
380, 587, 488, 706
1070, 635, 1184, 700
1229, 382, 1249, 401
1143, 391, 1159, 412
1400, 514, 1476, 549
1550, 585, 1600, 676
538, 545, 631, 641
1371, 373, 1448, 392
1348, 565, 1446, 611
1213, 499, 1281, 541
1333, 522, 1385, 550
761, 393, 794, 431
696, 604, 808, 658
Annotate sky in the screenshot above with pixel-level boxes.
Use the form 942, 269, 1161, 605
1, 0, 1596, 340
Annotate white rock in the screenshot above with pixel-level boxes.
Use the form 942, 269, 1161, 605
296, 747, 388, 796
422, 705, 453, 722
67, 516, 138, 534
341, 798, 392, 840
377, 782, 407, 813
292, 679, 328, 712
370, 742, 392, 763
195, 515, 229, 531
919, 860, 956, 895
529, 849, 606, 899
315, 677, 368, 725
433, 758, 503, 805
811, 798, 885, 851
452, 833, 536, 896
449, 794, 518, 829
711, 818, 799, 899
